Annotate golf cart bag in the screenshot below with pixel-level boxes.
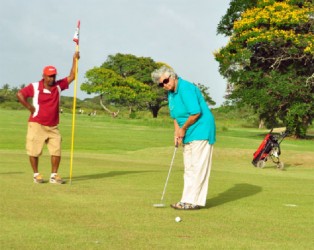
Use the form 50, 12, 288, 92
252, 129, 288, 169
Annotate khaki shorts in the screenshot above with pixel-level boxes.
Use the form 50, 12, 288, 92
26, 122, 62, 157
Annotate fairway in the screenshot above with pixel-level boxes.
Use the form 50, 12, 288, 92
0, 109, 313, 249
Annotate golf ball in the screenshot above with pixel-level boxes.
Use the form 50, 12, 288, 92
175, 216, 181, 222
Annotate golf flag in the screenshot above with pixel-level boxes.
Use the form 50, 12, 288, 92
70, 20, 80, 184
73, 20, 80, 45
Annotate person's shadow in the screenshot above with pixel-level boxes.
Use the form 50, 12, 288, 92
205, 183, 262, 208
67, 170, 153, 182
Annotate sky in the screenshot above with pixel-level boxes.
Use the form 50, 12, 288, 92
0, 0, 230, 107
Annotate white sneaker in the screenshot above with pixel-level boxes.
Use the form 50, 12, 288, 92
33, 174, 44, 183
49, 174, 65, 184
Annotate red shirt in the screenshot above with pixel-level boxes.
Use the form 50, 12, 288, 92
20, 78, 69, 126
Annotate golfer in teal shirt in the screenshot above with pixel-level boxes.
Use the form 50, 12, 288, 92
152, 66, 216, 210
168, 77, 216, 145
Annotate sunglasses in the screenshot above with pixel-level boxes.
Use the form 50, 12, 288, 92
158, 76, 171, 87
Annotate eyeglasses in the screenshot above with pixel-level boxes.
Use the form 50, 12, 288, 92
158, 76, 171, 88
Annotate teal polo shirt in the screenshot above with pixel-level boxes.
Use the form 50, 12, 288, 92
168, 77, 216, 145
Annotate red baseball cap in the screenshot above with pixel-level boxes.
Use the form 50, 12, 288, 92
43, 65, 57, 76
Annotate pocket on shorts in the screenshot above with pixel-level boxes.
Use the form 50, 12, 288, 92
26, 122, 44, 156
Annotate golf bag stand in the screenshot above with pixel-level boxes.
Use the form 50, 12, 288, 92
252, 129, 288, 170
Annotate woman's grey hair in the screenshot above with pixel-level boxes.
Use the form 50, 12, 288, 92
151, 66, 177, 84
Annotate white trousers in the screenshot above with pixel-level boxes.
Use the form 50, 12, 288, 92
181, 140, 214, 206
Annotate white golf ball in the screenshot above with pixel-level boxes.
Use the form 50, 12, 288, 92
175, 216, 181, 222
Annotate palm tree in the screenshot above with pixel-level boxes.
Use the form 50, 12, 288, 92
1, 84, 10, 96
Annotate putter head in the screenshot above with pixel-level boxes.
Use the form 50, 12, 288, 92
153, 203, 166, 208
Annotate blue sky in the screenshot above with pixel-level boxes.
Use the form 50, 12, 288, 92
0, 0, 230, 106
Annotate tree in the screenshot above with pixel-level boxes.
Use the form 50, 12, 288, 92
102, 54, 169, 117
81, 53, 168, 118
217, 0, 258, 36
81, 67, 152, 115
1, 84, 10, 96
81, 53, 217, 118
215, 0, 314, 137
196, 83, 216, 106
102, 53, 156, 84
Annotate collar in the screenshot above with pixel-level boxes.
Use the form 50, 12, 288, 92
173, 77, 181, 94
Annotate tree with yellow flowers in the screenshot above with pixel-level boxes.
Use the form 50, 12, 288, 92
215, 0, 314, 138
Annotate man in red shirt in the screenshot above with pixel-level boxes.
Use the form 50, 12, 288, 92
17, 51, 80, 184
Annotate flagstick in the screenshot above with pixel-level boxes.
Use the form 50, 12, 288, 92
69, 44, 79, 185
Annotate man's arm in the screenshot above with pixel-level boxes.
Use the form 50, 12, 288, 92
16, 91, 35, 114
67, 51, 80, 84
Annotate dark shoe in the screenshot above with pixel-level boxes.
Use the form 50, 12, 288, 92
170, 202, 200, 210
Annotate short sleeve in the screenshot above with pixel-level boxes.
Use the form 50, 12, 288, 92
180, 84, 201, 115
20, 84, 34, 98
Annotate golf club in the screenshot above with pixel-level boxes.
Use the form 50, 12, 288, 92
153, 142, 178, 208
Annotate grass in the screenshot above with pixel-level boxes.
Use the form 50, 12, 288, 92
0, 109, 313, 249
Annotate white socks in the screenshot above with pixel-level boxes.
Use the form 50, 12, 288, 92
50, 173, 57, 178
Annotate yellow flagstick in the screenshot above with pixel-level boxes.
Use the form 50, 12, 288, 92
69, 21, 80, 185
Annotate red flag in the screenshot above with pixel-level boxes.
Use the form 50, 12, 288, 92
73, 20, 80, 45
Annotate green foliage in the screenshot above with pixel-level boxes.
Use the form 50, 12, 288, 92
215, 0, 314, 138
81, 53, 168, 117
101, 53, 157, 84
214, 105, 260, 128
217, 0, 258, 36
0, 84, 22, 109
81, 67, 152, 111
285, 102, 312, 137
196, 83, 216, 106
82, 53, 217, 118
59, 96, 104, 115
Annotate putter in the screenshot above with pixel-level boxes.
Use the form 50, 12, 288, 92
153, 142, 178, 208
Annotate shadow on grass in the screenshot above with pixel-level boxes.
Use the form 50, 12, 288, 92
0, 172, 24, 175
205, 183, 262, 209
67, 170, 154, 182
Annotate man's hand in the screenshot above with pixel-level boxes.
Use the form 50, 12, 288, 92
74, 51, 80, 60
17, 91, 34, 114
68, 51, 80, 83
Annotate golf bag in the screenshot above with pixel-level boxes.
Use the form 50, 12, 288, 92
252, 129, 288, 169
